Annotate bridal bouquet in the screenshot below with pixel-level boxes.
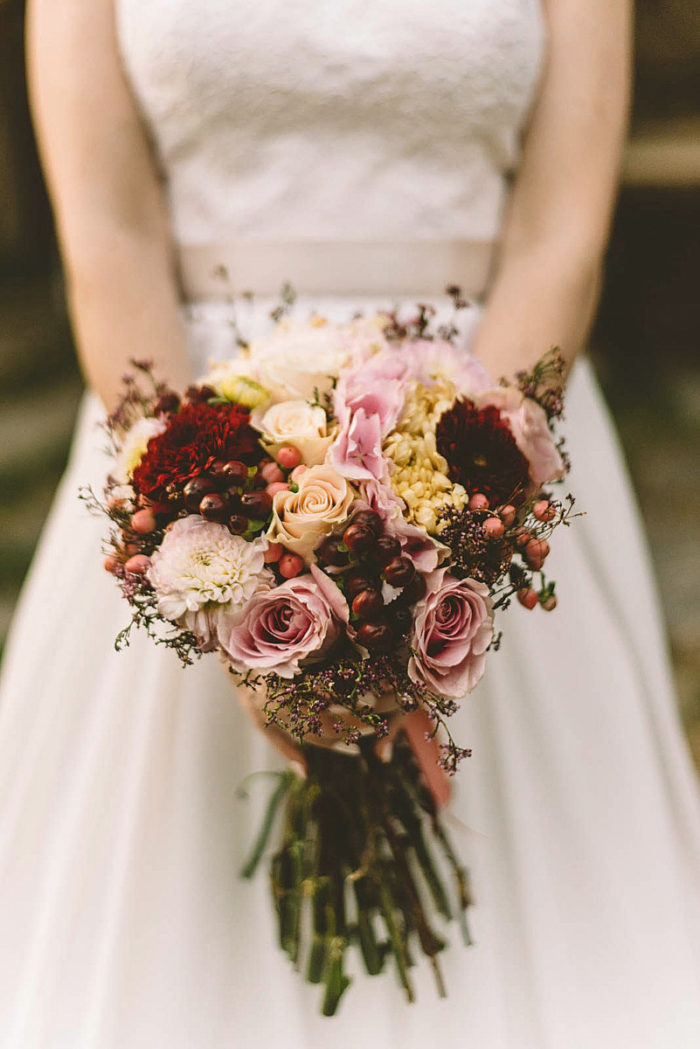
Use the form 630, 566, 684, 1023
88, 290, 574, 1014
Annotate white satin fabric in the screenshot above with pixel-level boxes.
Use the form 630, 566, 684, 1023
0, 1, 699, 1046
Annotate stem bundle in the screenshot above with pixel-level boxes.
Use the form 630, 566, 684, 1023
241, 732, 472, 1015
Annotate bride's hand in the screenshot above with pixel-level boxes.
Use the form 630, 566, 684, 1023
235, 680, 401, 772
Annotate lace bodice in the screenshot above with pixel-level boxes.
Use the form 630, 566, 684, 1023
116, 0, 545, 247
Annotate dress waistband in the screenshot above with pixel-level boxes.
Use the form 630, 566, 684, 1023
176, 239, 497, 300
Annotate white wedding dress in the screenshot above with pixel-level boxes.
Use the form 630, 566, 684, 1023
1, 1, 699, 1046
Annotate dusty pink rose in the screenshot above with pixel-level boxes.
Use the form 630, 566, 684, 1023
409, 568, 493, 698
329, 351, 410, 481
220, 564, 349, 679
476, 386, 564, 487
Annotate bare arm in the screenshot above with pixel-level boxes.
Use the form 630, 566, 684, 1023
472, 0, 632, 381
26, 0, 191, 412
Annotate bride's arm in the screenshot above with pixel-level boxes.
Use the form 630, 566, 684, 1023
471, 0, 632, 381
26, 0, 191, 412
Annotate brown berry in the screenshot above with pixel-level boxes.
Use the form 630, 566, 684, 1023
383, 555, 416, 588
356, 620, 394, 651
228, 514, 249, 534
317, 536, 349, 567
199, 492, 229, 522
240, 490, 273, 518
342, 522, 375, 554
374, 535, 402, 566
352, 510, 383, 536
345, 567, 377, 597
222, 460, 249, 486
184, 476, 217, 511
402, 573, 427, 605
352, 588, 384, 620
392, 605, 413, 633
208, 460, 230, 485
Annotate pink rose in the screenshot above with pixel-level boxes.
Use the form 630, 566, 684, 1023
406, 338, 492, 396
409, 568, 493, 698
508, 397, 565, 486
220, 564, 349, 679
329, 351, 410, 481
476, 386, 564, 487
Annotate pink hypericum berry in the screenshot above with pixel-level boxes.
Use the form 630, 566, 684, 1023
124, 553, 151, 575
517, 588, 538, 610
123, 541, 141, 557
533, 500, 556, 523
526, 538, 550, 563
261, 461, 285, 484
541, 593, 558, 611
131, 508, 157, 534
278, 553, 304, 579
103, 555, 119, 574
263, 542, 284, 563
277, 445, 301, 470
469, 493, 490, 512
515, 528, 531, 548
483, 516, 505, 539
498, 504, 516, 528
266, 481, 290, 497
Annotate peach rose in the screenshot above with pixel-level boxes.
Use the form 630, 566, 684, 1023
267, 464, 356, 561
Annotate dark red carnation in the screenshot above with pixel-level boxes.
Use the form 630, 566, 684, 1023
435, 398, 530, 506
132, 401, 261, 511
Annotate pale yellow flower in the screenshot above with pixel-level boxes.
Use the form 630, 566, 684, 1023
202, 353, 271, 408
383, 380, 467, 532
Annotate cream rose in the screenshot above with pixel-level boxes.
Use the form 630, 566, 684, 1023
251, 399, 335, 466
267, 464, 356, 561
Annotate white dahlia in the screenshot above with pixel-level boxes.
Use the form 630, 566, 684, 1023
148, 517, 272, 644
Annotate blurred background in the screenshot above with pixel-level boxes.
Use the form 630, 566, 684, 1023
0, 1, 698, 762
